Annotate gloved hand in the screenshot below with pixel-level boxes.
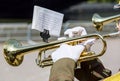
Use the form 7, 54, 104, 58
64, 26, 87, 38
57, 26, 87, 40
51, 43, 85, 62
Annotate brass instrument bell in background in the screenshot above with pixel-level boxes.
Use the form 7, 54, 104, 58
92, 13, 120, 31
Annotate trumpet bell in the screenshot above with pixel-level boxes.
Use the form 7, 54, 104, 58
3, 39, 24, 66
92, 13, 120, 31
92, 13, 103, 31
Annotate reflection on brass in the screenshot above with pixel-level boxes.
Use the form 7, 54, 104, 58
92, 13, 120, 31
3, 34, 106, 68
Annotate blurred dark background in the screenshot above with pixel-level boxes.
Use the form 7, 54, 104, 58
0, 0, 33, 19
0, 0, 86, 19
0, 0, 120, 22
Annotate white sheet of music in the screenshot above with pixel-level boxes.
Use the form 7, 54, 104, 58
32, 5, 64, 37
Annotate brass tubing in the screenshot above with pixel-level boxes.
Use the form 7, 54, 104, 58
3, 34, 106, 67
36, 34, 106, 67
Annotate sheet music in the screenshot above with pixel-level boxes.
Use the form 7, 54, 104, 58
32, 5, 64, 37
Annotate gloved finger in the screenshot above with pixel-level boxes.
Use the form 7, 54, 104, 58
83, 39, 96, 46
64, 29, 72, 36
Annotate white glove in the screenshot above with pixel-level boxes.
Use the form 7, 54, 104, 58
64, 26, 87, 38
51, 43, 85, 62
83, 39, 96, 46
82, 38, 96, 51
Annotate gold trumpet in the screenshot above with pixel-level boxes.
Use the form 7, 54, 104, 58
92, 13, 120, 31
3, 34, 106, 67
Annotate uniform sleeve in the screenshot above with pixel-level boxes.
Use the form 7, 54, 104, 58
49, 58, 76, 81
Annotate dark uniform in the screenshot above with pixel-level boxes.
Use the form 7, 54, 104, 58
49, 58, 111, 81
